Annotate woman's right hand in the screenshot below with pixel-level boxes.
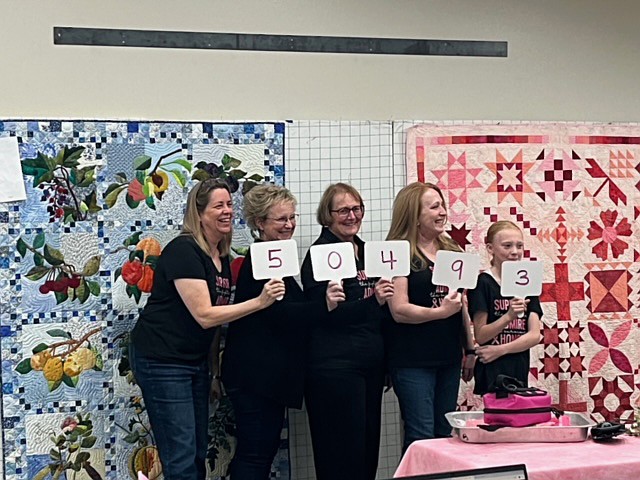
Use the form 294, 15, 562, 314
326, 280, 346, 312
258, 278, 286, 308
439, 291, 462, 317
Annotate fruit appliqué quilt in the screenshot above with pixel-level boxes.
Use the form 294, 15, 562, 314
406, 123, 640, 422
0, 120, 287, 480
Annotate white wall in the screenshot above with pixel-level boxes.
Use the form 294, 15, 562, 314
1, 0, 639, 122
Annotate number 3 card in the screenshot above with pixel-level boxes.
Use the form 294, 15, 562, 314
432, 251, 481, 290
364, 240, 410, 280
310, 242, 357, 282
500, 260, 543, 298
250, 239, 300, 280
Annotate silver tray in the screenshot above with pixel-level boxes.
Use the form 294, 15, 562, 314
446, 411, 595, 443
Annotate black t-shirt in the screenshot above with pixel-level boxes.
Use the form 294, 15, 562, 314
301, 227, 386, 370
467, 271, 543, 394
131, 234, 231, 364
223, 245, 317, 408
384, 257, 463, 369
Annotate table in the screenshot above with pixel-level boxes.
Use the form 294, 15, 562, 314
394, 436, 640, 480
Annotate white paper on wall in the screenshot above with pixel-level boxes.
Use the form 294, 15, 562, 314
0, 136, 26, 202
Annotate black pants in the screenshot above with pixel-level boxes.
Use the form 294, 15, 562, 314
227, 388, 285, 480
304, 365, 384, 480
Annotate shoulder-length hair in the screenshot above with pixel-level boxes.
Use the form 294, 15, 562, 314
386, 182, 461, 271
316, 182, 364, 227
181, 179, 232, 257
243, 184, 297, 239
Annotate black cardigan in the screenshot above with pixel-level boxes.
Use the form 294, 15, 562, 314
300, 227, 387, 370
222, 246, 318, 409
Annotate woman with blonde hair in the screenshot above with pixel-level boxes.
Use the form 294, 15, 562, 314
130, 179, 284, 480
385, 181, 475, 452
223, 184, 319, 480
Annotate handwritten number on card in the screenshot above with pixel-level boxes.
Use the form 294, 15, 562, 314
451, 259, 464, 281
328, 251, 343, 270
380, 251, 397, 270
515, 269, 529, 286
268, 249, 283, 269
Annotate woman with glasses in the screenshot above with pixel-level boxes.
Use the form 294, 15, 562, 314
223, 184, 319, 480
129, 179, 285, 480
300, 182, 394, 480
385, 182, 475, 452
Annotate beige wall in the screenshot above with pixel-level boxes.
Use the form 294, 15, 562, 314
0, 0, 639, 121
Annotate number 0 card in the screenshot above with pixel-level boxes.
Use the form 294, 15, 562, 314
310, 242, 357, 282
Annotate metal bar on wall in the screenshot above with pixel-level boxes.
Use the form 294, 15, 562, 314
53, 27, 507, 57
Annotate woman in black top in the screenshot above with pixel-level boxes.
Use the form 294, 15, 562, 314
223, 184, 317, 480
130, 179, 284, 480
301, 183, 394, 480
385, 182, 475, 452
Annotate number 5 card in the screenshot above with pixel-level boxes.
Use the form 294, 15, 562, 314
364, 240, 410, 280
432, 251, 481, 290
250, 239, 300, 280
500, 260, 543, 298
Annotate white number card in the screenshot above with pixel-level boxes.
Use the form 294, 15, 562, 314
310, 242, 357, 282
501, 260, 543, 298
250, 239, 300, 280
364, 240, 410, 280
432, 251, 481, 290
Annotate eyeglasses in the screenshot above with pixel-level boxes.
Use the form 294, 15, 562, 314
266, 214, 299, 226
330, 205, 365, 218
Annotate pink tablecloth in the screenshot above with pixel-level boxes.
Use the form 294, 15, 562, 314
394, 436, 640, 480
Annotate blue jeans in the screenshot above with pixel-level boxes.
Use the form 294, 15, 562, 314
391, 365, 461, 452
227, 388, 285, 480
130, 343, 210, 480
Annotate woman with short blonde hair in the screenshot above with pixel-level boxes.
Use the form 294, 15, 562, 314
223, 184, 316, 480
243, 184, 297, 239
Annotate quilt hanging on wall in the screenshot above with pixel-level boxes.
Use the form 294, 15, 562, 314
406, 122, 640, 421
0, 120, 287, 480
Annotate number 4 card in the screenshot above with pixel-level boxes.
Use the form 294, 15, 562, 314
432, 251, 481, 291
364, 240, 410, 280
500, 260, 543, 298
250, 239, 300, 280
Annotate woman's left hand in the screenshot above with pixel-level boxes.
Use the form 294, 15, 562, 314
462, 353, 475, 381
374, 278, 395, 306
475, 345, 504, 364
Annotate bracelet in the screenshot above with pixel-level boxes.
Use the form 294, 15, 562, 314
212, 374, 221, 380
464, 348, 476, 356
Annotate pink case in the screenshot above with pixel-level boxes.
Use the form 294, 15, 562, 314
483, 390, 552, 427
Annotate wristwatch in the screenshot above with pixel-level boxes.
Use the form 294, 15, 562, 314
464, 348, 476, 356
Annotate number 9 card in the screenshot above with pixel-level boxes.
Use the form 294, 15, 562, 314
432, 251, 481, 291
